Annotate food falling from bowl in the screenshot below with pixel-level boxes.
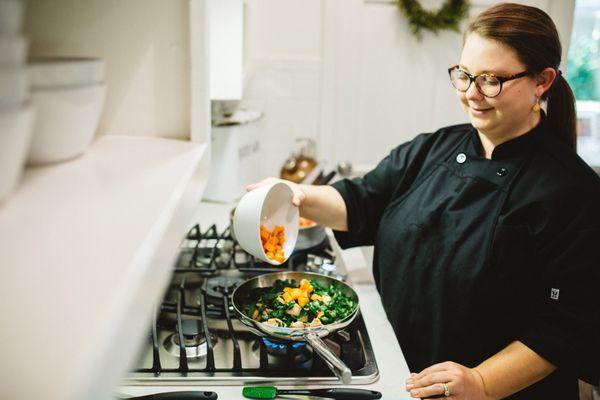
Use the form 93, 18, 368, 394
260, 224, 286, 263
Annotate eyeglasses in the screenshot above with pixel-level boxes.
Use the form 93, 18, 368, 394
447, 65, 533, 98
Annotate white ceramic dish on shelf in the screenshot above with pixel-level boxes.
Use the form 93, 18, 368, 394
0, 103, 34, 203
28, 83, 106, 165
27, 58, 105, 89
0, 0, 23, 35
0, 68, 28, 107
233, 181, 299, 265
0, 35, 27, 67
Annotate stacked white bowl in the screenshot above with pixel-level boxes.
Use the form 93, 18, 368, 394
27, 57, 107, 165
0, 0, 34, 203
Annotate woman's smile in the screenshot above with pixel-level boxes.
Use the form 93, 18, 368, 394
468, 105, 494, 116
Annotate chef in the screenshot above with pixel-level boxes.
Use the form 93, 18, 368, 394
247, 3, 600, 399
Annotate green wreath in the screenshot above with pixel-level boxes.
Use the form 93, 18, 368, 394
397, 0, 470, 39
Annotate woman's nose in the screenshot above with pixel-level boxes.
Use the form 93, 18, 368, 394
465, 81, 484, 101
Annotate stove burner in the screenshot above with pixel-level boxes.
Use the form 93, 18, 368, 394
205, 276, 244, 299
253, 338, 313, 369
163, 319, 218, 359
178, 319, 202, 337
194, 240, 233, 269
262, 337, 306, 355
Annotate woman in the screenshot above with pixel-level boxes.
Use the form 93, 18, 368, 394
247, 3, 599, 399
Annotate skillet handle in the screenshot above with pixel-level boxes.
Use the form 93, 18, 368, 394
304, 332, 352, 384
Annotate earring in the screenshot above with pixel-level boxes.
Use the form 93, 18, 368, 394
533, 97, 541, 113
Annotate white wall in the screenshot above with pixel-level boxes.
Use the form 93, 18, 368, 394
243, 0, 575, 174
25, 0, 191, 139
322, 0, 467, 167
242, 0, 323, 177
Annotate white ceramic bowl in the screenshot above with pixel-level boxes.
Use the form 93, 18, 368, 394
27, 58, 106, 89
0, 103, 34, 203
0, 35, 27, 67
28, 83, 106, 165
0, 68, 28, 107
0, 0, 24, 35
233, 181, 299, 265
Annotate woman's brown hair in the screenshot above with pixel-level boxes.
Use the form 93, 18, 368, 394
466, 3, 577, 150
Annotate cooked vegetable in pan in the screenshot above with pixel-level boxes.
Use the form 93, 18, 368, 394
243, 278, 357, 328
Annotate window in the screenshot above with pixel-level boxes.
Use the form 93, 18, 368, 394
567, 0, 600, 166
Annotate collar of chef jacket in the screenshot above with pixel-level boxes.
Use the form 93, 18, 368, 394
469, 112, 546, 161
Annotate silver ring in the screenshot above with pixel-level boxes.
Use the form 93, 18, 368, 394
443, 382, 451, 397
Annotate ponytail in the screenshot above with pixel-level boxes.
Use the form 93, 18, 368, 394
546, 73, 577, 151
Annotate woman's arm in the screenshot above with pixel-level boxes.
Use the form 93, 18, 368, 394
406, 341, 555, 399
297, 183, 348, 231
246, 178, 349, 231
474, 341, 556, 399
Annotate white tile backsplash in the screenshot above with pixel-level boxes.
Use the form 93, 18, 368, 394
242, 58, 323, 178
293, 70, 322, 99
266, 69, 295, 98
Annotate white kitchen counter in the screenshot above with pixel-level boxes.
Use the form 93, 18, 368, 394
0, 135, 210, 400
117, 201, 412, 399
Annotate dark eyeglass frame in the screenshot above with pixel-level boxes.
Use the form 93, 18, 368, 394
447, 65, 533, 98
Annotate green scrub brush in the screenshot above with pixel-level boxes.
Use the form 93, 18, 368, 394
242, 386, 382, 399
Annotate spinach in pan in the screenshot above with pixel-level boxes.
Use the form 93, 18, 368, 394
244, 278, 357, 328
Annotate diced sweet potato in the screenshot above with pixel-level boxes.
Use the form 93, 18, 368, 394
259, 224, 286, 262
264, 242, 276, 252
298, 296, 309, 307
299, 279, 313, 293
290, 288, 302, 299
282, 292, 293, 303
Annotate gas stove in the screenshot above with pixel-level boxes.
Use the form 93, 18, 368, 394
124, 224, 379, 385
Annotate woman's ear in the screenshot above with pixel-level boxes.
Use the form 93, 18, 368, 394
535, 67, 557, 97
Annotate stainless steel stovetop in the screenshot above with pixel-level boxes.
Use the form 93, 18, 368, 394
124, 224, 379, 385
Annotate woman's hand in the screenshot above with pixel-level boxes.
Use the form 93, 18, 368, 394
247, 177, 348, 231
245, 177, 306, 207
405, 361, 490, 400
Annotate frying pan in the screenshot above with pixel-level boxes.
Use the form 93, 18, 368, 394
231, 271, 360, 384
296, 218, 327, 251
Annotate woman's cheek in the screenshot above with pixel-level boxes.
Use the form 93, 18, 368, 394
458, 93, 469, 110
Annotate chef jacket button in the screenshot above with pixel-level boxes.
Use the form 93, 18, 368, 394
497, 167, 508, 177
456, 153, 467, 164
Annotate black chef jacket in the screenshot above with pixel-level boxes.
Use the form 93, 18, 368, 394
331, 117, 600, 399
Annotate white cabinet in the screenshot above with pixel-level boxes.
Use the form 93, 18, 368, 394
25, 0, 210, 144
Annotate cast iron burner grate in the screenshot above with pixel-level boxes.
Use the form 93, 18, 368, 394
175, 224, 336, 274
128, 224, 378, 384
